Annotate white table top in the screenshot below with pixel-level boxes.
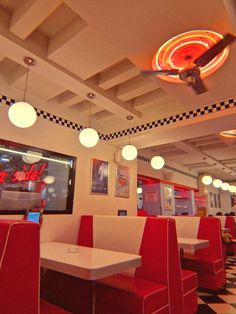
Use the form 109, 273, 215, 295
40, 242, 141, 280
178, 237, 209, 251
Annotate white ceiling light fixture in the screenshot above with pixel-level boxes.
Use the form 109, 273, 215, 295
137, 187, 143, 194
213, 179, 222, 188
229, 185, 236, 193
79, 93, 99, 148
8, 57, 37, 128
121, 115, 138, 161
201, 175, 213, 185
151, 156, 165, 170
22, 150, 42, 164
231, 186, 236, 193
43, 176, 55, 184
221, 182, 230, 191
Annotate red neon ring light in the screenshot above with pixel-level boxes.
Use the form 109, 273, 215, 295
152, 30, 229, 83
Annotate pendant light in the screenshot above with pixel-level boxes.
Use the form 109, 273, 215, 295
79, 93, 99, 148
201, 175, 213, 185
8, 57, 37, 128
121, 115, 138, 161
221, 182, 230, 191
151, 155, 165, 169
213, 179, 222, 188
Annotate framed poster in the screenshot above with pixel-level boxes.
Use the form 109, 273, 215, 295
115, 165, 130, 198
163, 186, 173, 211
91, 158, 108, 194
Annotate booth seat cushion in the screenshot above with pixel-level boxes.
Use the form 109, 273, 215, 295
182, 269, 198, 293
95, 273, 168, 313
40, 299, 72, 314
182, 253, 223, 274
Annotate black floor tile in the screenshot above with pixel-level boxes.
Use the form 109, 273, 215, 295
199, 295, 226, 303
225, 282, 236, 288
197, 304, 216, 313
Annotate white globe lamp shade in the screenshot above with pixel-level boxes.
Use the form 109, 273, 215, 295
47, 187, 55, 193
22, 150, 42, 164
79, 128, 99, 148
231, 186, 236, 193
213, 179, 222, 188
44, 176, 55, 184
137, 187, 143, 194
8, 101, 37, 128
221, 182, 230, 191
121, 144, 137, 160
201, 175, 212, 185
229, 185, 235, 193
151, 156, 165, 170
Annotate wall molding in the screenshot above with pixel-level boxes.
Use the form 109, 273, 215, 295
1, 93, 235, 142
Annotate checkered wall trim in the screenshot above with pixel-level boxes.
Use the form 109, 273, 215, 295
105, 98, 236, 140
137, 155, 198, 179
137, 155, 151, 163
0, 94, 105, 140
1, 93, 235, 141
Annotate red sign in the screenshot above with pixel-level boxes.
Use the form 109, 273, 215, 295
0, 163, 47, 184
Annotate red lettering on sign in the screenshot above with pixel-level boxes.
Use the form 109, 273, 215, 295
0, 172, 8, 183
11, 163, 47, 183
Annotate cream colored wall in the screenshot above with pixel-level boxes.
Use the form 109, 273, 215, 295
0, 106, 137, 243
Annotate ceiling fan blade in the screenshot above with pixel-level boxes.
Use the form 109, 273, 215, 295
141, 69, 179, 76
194, 33, 236, 67
191, 77, 208, 95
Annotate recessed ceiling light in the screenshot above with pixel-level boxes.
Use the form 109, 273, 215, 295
219, 130, 236, 138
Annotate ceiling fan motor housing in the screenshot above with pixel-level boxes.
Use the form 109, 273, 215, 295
179, 67, 201, 86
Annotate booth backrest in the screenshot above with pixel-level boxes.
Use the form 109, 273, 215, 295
225, 216, 236, 238
0, 220, 40, 314
196, 217, 223, 258
78, 215, 184, 313
168, 216, 223, 258
216, 216, 236, 238
137, 209, 148, 216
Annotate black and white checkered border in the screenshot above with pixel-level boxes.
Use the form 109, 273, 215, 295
137, 155, 151, 163
0, 94, 105, 140
137, 155, 198, 179
105, 98, 236, 140
1, 93, 235, 141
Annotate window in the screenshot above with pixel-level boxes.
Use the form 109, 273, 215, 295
0, 139, 75, 214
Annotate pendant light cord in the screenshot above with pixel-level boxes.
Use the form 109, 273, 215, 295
88, 98, 91, 127
23, 66, 29, 102
128, 119, 131, 145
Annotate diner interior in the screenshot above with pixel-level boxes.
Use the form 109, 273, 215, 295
1, 0, 236, 313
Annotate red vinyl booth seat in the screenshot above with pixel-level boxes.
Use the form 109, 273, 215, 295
181, 217, 226, 291
182, 254, 223, 273
0, 219, 72, 314
96, 274, 168, 314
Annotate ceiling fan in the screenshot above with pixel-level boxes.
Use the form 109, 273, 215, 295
142, 33, 235, 94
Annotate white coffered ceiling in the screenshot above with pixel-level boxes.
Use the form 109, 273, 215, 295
0, 0, 236, 181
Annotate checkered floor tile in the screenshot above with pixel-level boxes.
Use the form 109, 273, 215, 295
197, 255, 236, 313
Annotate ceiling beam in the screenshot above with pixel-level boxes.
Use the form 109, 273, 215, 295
0, 11, 142, 120
10, 0, 63, 39
98, 59, 139, 90
173, 141, 236, 177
